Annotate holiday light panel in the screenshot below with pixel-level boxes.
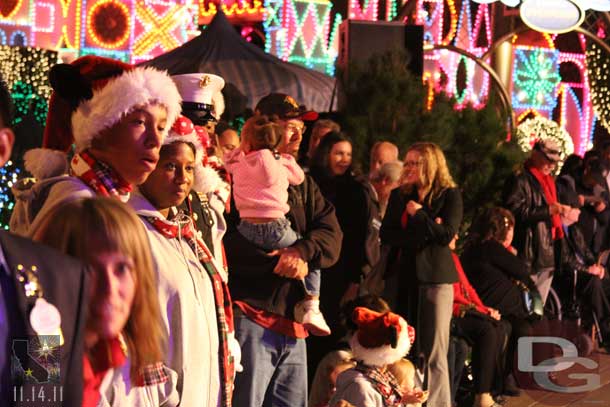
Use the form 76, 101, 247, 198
0, 0, 248, 62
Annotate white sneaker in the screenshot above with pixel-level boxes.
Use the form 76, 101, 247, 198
294, 299, 331, 336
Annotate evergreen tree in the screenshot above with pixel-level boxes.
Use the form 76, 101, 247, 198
339, 50, 525, 234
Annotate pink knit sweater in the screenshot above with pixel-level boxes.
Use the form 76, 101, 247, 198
225, 148, 305, 218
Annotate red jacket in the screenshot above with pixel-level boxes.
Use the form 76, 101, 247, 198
451, 253, 489, 317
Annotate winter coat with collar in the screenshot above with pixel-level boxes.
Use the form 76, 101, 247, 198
224, 174, 342, 319
128, 190, 222, 407
502, 167, 556, 274
380, 186, 462, 284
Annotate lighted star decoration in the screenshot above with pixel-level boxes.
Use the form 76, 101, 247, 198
471, 0, 610, 10
513, 48, 562, 110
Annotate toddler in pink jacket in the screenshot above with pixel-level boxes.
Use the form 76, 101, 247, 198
225, 115, 330, 335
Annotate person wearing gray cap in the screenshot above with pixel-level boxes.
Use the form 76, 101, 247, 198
503, 138, 571, 304
223, 93, 342, 407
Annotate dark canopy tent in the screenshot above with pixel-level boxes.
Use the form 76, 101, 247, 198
141, 10, 336, 114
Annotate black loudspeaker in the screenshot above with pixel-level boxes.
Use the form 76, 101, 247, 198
337, 20, 423, 77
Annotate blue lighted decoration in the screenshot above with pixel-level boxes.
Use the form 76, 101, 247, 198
512, 47, 561, 111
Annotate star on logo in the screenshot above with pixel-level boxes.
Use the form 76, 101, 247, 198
24, 368, 34, 377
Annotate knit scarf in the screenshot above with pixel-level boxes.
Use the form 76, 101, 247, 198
145, 213, 235, 407
71, 150, 132, 201
354, 363, 404, 406
527, 163, 564, 240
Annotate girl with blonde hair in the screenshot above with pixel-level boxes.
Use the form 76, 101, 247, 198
35, 197, 176, 406
381, 141, 463, 407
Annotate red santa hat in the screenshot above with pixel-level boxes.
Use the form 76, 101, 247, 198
43, 55, 182, 152
349, 307, 414, 367
164, 115, 223, 194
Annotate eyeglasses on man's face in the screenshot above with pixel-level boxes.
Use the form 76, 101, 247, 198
285, 121, 306, 134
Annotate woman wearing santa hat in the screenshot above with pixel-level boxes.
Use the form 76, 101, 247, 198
128, 115, 239, 407
10, 55, 182, 237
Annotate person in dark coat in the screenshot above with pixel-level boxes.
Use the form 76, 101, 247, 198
307, 131, 381, 383
0, 76, 89, 406
380, 142, 462, 407
502, 139, 569, 304
461, 207, 536, 396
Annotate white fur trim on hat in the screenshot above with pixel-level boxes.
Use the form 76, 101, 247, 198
24, 148, 69, 180
349, 318, 411, 367
71, 67, 182, 152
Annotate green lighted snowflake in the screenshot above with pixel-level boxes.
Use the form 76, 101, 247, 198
512, 48, 561, 111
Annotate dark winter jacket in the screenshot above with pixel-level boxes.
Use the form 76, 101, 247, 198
380, 186, 462, 284
503, 168, 556, 274
461, 239, 533, 319
560, 223, 597, 275
310, 171, 381, 283
224, 175, 342, 319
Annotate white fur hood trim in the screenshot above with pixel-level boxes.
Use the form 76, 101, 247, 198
24, 148, 69, 180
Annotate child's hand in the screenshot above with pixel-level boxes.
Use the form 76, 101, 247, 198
402, 387, 429, 404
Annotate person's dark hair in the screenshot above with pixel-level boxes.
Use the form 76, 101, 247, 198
309, 131, 353, 178
0, 77, 14, 128
468, 207, 515, 246
246, 114, 282, 151
583, 149, 601, 167
340, 295, 391, 334
215, 120, 232, 136
559, 154, 583, 179
162, 140, 197, 158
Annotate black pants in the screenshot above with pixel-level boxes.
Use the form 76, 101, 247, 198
504, 315, 532, 377
452, 313, 505, 393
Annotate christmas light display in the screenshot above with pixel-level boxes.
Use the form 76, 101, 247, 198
86, 0, 131, 49
512, 47, 561, 111
263, 0, 339, 75
0, 160, 20, 230
0, 45, 56, 123
586, 42, 610, 133
418, 0, 491, 109
0, 46, 56, 229
2, 0, 259, 63
198, 0, 264, 24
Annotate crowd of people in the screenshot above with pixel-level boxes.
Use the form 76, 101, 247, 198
1, 55, 610, 407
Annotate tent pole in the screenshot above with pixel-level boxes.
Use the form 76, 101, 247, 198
329, 77, 338, 112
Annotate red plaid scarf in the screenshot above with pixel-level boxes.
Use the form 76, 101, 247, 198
71, 150, 132, 201
146, 213, 235, 407
355, 363, 405, 406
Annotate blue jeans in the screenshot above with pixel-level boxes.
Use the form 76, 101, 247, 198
232, 314, 308, 407
238, 218, 320, 296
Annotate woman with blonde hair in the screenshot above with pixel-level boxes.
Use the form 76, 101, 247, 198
380, 142, 462, 407
35, 197, 176, 406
